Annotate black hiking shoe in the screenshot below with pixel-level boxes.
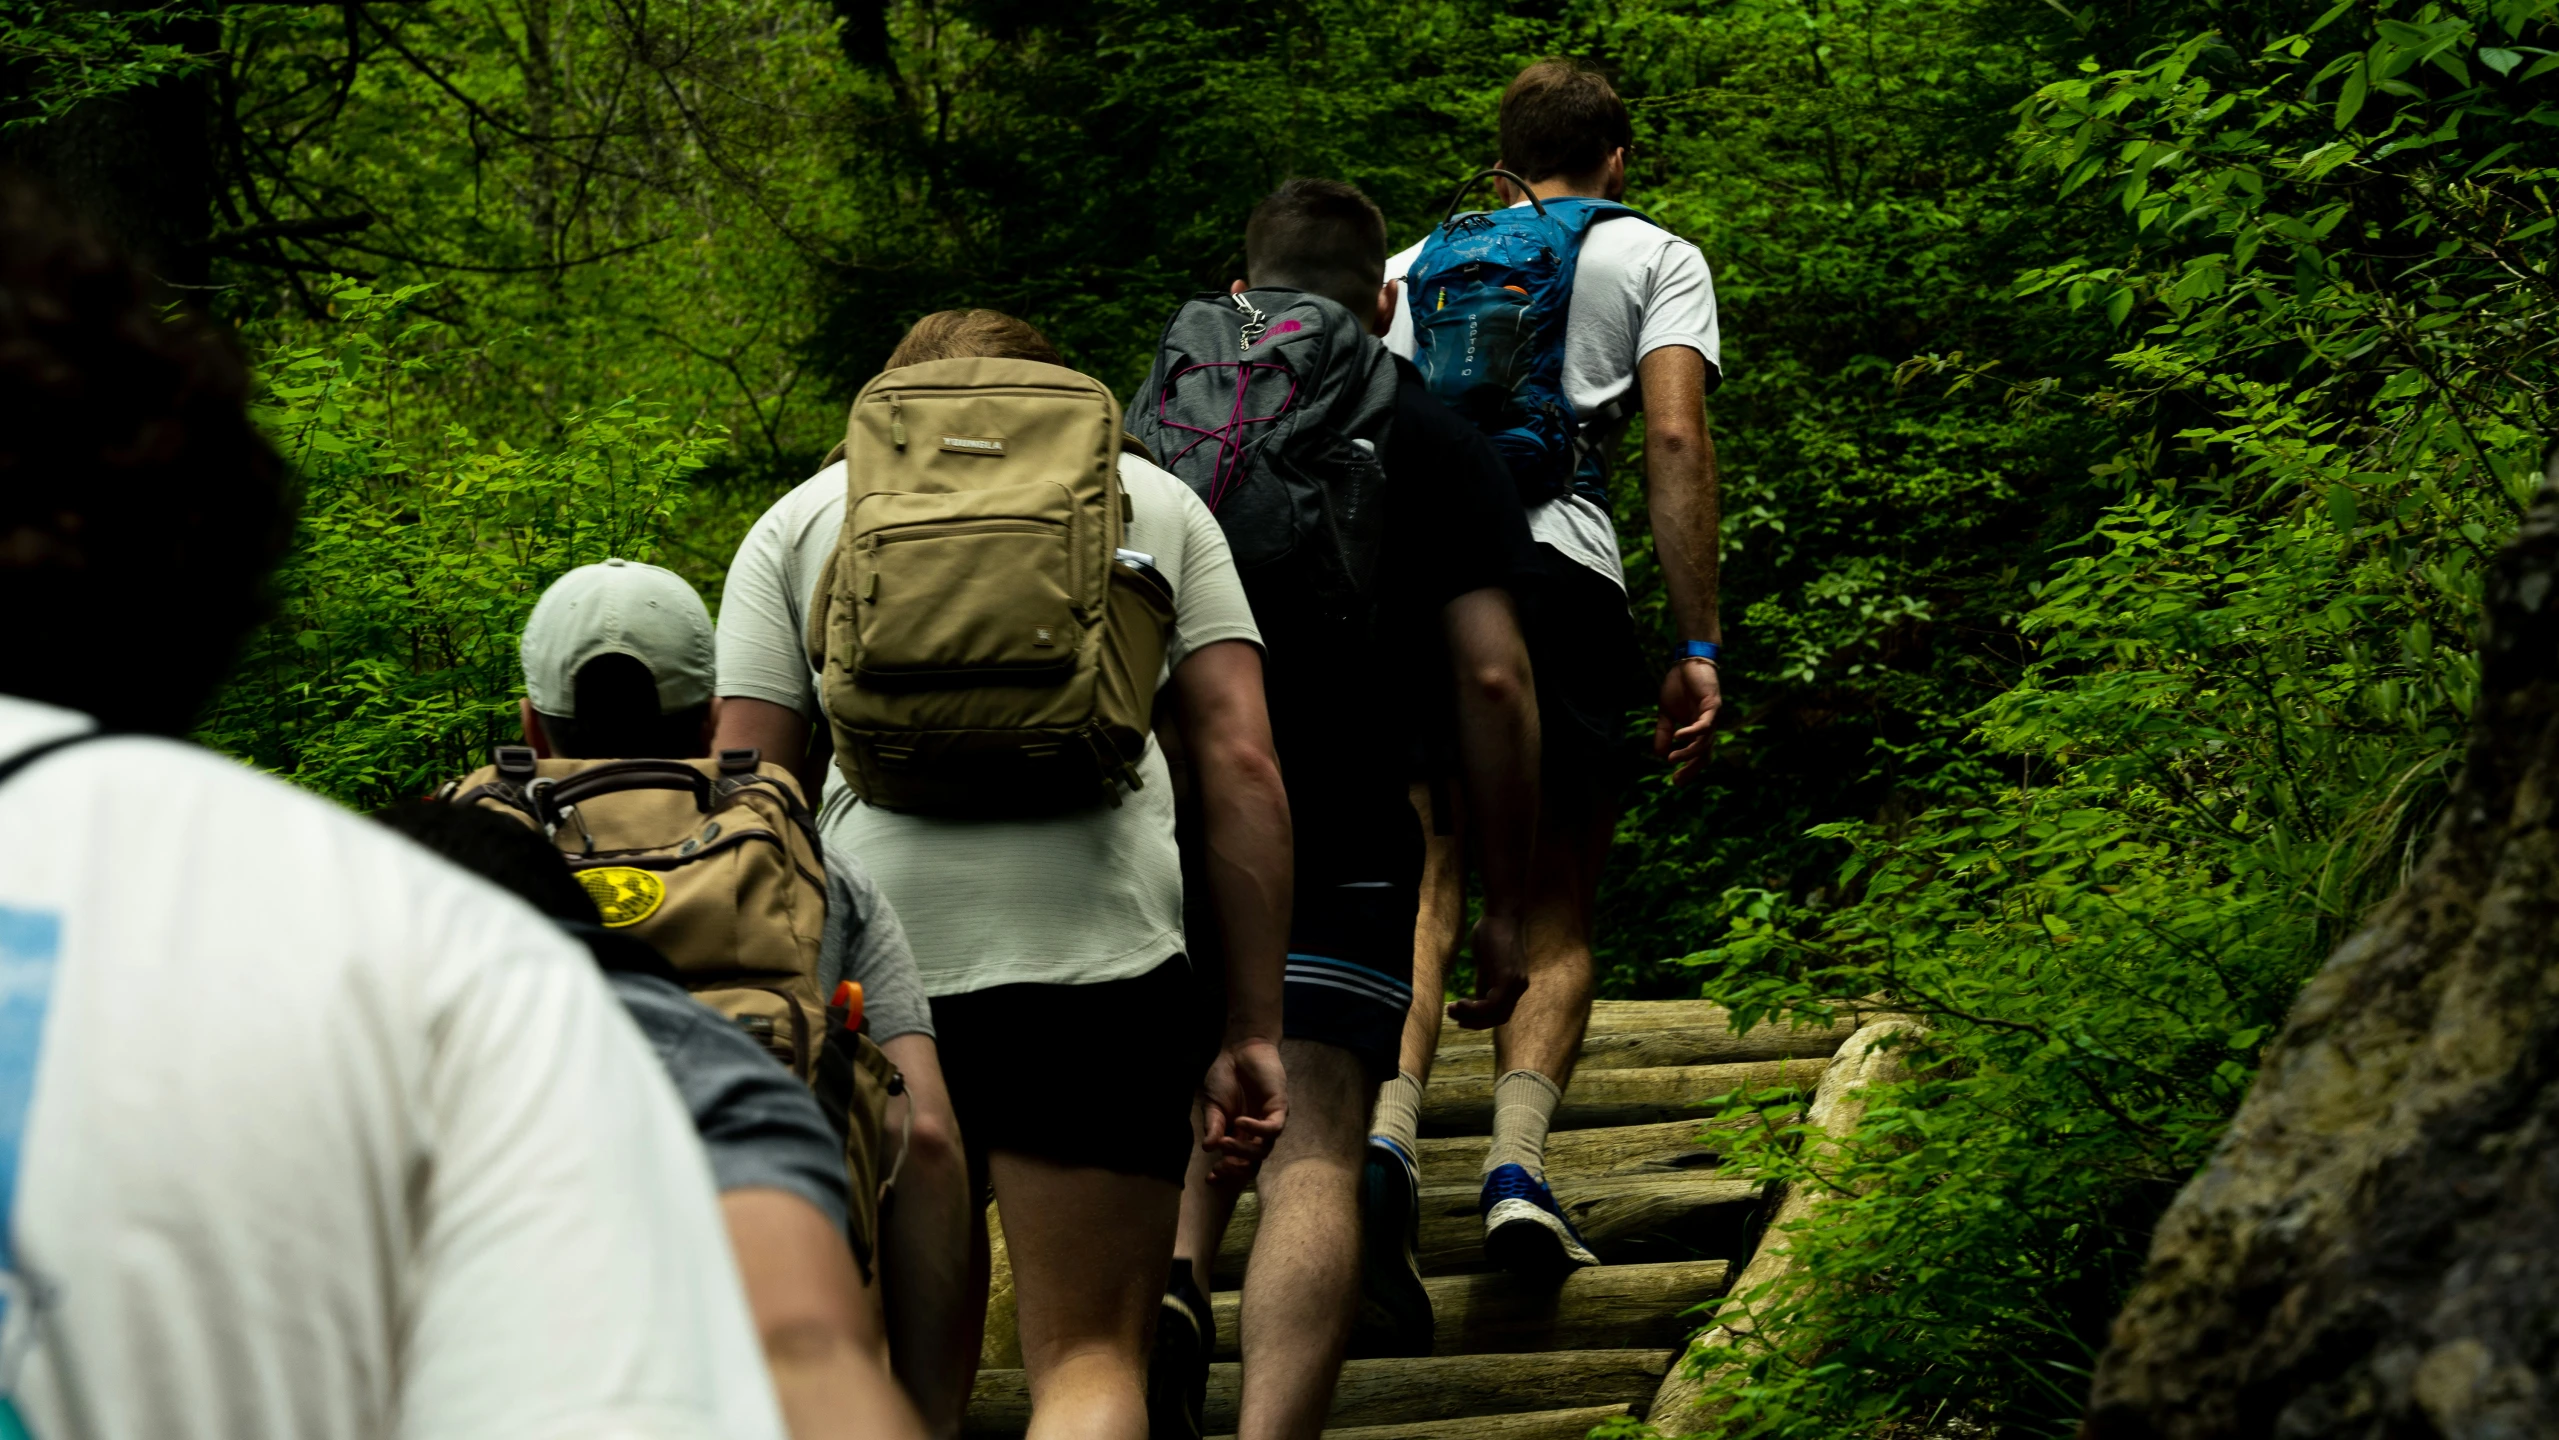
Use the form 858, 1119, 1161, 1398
1147, 1258, 1213, 1440
1349, 1135, 1434, 1358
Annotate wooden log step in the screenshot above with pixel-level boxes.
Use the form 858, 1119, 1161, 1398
1430, 1019, 1859, 1078
1208, 1403, 1635, 1440
964, 1351, 1673, 1436
1210, 1257, 1730, 1358
1420, 1059, 1827, 1135
1216, 1173, 1762, 1283
1417, 1117, 1749, 1189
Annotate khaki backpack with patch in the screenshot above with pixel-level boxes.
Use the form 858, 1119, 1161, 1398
804, 356, 1176, 814
442, 746, 905, 1270
447, 746, 831, 1071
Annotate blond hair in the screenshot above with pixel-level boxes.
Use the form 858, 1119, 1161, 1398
884, 309, 1066, 370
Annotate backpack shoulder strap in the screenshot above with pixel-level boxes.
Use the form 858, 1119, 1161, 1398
0, 730, 112, 792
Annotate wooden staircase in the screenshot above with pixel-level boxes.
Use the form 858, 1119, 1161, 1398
963, 1000, 1869, 1438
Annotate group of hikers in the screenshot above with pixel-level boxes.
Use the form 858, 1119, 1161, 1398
0, 54, 1721, 1440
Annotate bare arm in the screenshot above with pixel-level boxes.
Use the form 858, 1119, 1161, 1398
1439, 586, 1537, 1030
715, 696, 833, 802
1639, 344, 1724, 783
721, 1188, 927, 1440
1171, 638, 1292, 1177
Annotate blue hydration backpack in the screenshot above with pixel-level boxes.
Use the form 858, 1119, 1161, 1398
1406, 169, 1645, 503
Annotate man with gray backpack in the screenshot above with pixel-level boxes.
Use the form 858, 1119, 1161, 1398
1129, 179, 1544, 1440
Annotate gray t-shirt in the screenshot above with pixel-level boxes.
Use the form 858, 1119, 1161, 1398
717, 452, 1262, 997
606, 970, 851, 1237
821, 853, 931, 1042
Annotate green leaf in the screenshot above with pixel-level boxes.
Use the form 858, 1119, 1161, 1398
2105, 287, 2135, 328
2328, 485, 2360, 531
2335, 61, 2370, 129
2480, 46, 2525, 76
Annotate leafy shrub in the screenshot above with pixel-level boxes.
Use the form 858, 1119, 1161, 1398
1657, 2, 2559, 1432
196, 285, 721, 808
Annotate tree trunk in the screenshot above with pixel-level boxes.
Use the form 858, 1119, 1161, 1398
2084, 478, 2559, 1437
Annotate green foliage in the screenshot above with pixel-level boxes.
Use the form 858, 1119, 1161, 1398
0, 0, 207, 126
196, 286, 720, 809
1662, 1, 2559, 1431
26, 0, 2542, 1423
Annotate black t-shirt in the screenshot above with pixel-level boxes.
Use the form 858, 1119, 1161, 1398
1251, 357, 1535, 881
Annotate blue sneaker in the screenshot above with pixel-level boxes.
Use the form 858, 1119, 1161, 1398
1480, 1163, 1599, 1277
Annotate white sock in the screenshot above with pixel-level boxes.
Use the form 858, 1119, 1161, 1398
1483, 1069, 1564, 1182
1371, 1070, 1425, 1161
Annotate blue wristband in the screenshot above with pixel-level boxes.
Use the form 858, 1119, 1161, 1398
1681, 640, 1722, 663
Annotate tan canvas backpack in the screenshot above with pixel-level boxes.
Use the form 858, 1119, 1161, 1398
804, 356, 1176, 814
444, 746, 832, 1072
443, 745, 905, 1275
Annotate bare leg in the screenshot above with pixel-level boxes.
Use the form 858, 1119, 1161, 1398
1236, 1040, 1374, 1440
1491, 790, 1621, 1088
1402, 780, 1465, 1085
877, 1034, 980, 1438
992, 1153, 1179, 1440
1174, 1096, 1247, 1283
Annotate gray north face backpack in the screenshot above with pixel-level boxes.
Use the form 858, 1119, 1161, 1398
1128, 288, 1397, 620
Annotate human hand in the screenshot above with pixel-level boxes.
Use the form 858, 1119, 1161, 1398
1448, 909, 1528, 1031
1200, 1037, 1288, 1184
1654, 658, 1722, 783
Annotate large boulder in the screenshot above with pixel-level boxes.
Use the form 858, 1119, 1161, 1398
2084, 482, 2559, 1438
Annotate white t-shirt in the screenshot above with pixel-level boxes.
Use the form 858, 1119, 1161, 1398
0, 696, 784, 1440
1386, 205, 1722, 591
716, 452, 1261, 997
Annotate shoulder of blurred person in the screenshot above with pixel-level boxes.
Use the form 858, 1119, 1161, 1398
0, 175, 783, 1440
0, 695, 785, 1440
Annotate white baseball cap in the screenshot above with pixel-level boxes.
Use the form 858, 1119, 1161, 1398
520, 558, 716, 717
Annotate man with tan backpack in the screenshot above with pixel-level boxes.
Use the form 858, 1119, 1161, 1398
714, 309, 1295, 1440
439, 556, 952, 1433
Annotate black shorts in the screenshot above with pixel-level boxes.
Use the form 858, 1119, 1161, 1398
1185, 777, 1423, 1082
928, 956, 1210, 1188
1281, 778, 1423, 1080
1519, 541, 1653, 804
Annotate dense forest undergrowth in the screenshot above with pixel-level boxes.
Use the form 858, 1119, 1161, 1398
10, 0, 2557, 1430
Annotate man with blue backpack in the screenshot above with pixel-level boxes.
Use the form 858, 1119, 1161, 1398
1367, 58, 1727, 1291
1129, 179, 1544, 1439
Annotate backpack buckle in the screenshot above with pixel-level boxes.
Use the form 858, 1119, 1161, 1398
495, 745, 537, 780
718, 747, 762, 776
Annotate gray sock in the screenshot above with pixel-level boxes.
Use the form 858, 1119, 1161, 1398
1482, 1069, 1564, 1182
1371, 1070, 1426, 1160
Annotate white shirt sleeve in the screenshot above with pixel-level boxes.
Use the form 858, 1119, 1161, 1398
1150, 467, 1261, 673
715, 495, 824, 717
398, 909, 786, 1440
1635, 239, 1722, 388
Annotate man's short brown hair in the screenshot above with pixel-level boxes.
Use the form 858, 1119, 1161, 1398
885, 309, 1065, 370
1243, 178, 1388, 319
1499, 60, 1634, 184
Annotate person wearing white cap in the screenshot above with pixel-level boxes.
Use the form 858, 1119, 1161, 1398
517, 557, 723, 760
512, 558, 966, 1439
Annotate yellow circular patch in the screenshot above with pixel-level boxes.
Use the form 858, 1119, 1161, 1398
579, 867, 666, 928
